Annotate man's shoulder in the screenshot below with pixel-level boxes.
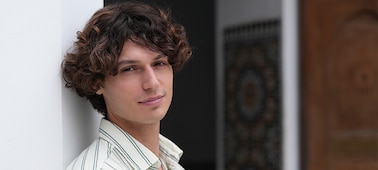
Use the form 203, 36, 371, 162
66, 138, 111, 170
66, 137, 140, 170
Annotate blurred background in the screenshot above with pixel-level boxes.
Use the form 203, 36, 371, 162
0, 0, 376, 169
105, 0, 378, 169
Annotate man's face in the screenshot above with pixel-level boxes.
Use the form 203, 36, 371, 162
97, 40, 173, 126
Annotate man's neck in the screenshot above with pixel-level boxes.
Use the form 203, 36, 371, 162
124, 123, 161, 157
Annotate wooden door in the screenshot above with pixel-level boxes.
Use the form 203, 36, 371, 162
300, 0, 377, 170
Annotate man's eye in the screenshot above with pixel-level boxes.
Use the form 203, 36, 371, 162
121, 67, 135, 72
154, 61, 168, 67
154, 62, 164, 66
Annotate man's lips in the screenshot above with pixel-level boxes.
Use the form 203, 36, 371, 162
138, 95, 164, 106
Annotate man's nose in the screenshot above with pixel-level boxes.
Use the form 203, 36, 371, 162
142, 67, 159, 90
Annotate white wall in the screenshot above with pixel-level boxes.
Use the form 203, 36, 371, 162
216, 0, 299, 170
0, 0, 102, 169
282, 1, 300, 170
62, 0, 104, 168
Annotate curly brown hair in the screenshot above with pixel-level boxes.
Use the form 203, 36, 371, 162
62, 1, 192, 115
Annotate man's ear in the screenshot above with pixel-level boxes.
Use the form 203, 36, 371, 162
96, 87, 104, 95
93, 81, 104, 95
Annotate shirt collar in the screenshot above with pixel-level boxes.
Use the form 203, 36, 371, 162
159, 134, 184, 169
98, 119, 183, 169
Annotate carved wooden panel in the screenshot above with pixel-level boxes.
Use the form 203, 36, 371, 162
223, 20, 282, 170
301, 0, 377, 169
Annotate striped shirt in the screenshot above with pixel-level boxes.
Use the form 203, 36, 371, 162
66, 119, 184, 170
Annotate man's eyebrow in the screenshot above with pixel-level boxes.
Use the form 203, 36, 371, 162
117, 59, 139, 66
153, 54, 168, 60
117, 55, 168, 66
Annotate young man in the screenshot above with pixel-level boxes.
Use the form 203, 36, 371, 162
62, 2, 192, 169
